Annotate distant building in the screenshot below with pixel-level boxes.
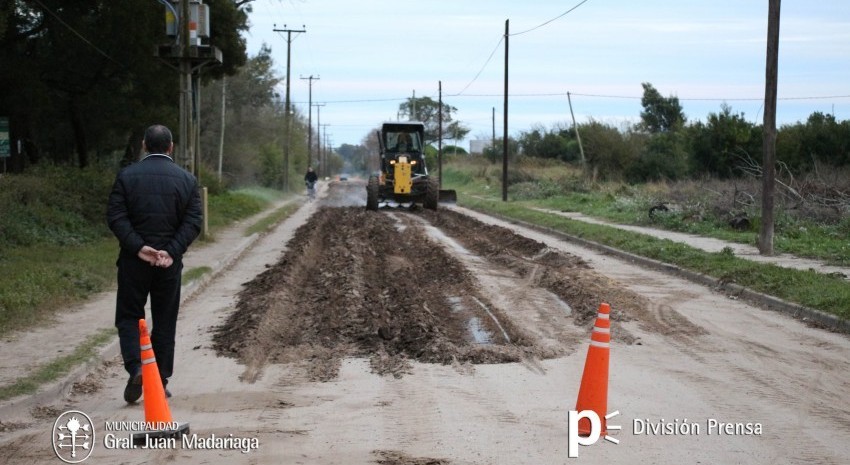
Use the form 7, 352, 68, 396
469, 139, 492, 155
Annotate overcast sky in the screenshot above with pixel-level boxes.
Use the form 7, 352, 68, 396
240, 0, 850, 148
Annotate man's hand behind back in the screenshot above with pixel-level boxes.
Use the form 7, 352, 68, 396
137, 245, 174, 268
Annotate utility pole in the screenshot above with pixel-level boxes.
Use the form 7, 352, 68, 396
438, 80, 443, 187
314, 103, 325, 174
274, 24, 306, 191
567, 92, 586, 165
157, 1, 221, 238
491, 107, 496, 156
179, 0, 191, 172
759, 0, 781, 255
502, 19, 509, 202
217, 76, 226, 182
301, 75, 320, 168
320, 123, 330, 175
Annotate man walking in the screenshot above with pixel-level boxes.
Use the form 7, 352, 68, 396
107, 124, 203, 403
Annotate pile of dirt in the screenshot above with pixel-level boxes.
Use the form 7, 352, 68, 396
423, 209, 649, 340
214, 182, 700, 381
214, 198, 531, 381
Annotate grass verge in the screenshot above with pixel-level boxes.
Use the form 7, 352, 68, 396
245, 202, 301, 236
460, 196, 850, 321
0, 187, 284, 337
0, 328, 114, 402
183, 266, 213, 284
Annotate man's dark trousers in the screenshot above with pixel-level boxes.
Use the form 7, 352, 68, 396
115, 253, 183, 385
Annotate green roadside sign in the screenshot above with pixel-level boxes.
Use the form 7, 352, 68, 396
0, 117, 10, 158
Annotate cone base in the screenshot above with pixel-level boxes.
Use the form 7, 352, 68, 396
132, 422, 191, 446
578, 428, 607, 437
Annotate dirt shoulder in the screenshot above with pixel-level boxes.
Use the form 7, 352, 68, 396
0, 192, 303, 408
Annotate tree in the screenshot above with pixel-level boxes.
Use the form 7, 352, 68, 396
517, 123, 578, 162
689, 103, 757, 177
575, 119, 642, 181
0, 0, 248, 170
639, 82, 686, 133
398, 96, 469, 145
337, 143, 371, 174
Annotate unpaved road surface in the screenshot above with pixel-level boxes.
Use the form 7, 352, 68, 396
2, 181, 849, 464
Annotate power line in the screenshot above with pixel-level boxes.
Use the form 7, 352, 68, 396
31, 0, 125, 68
510, 0, 592, 36
453, 36, 505, 96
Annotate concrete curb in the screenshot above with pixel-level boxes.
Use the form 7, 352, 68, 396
461, 206, 850, 334
0, 203, 298, 418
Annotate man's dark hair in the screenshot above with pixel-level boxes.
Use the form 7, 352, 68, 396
144, 125, 173, 154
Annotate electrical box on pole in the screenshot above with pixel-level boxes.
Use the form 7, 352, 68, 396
165, 0, 210, 40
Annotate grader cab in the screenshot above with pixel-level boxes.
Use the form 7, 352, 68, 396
366, 122, 456, 210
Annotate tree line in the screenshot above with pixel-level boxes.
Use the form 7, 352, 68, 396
0, 0, 336, 189
500, 83, 850, 182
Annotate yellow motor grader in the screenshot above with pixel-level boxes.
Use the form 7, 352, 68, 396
366, 122, 456, 210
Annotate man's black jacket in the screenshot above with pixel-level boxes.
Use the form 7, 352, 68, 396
305, 170, 318, 183
107, 154, 203, 261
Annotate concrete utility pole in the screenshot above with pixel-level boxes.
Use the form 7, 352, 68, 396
218, 76, 226, 182
274, 24, 306, 191
301, 75, 320, 168
157, 0, 221, 237
438, 80, 443, 187
759, 0, 781, 255
567, 92, 586, 165
313, 103, 325, 174
179, 0, 191, 172
320, 123, 330, 175
502, 19, 509, 202
491, 107, 496, 155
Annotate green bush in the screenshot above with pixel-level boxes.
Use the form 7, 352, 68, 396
0, 166, 114, 247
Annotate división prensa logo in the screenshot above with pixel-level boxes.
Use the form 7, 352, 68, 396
52, 410, 95, 463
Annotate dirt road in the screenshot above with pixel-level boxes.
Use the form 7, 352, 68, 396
2, 181, 848, 464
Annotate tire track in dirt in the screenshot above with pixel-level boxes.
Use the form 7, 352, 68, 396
214, 182, 709, 382
213, 203, 533, 382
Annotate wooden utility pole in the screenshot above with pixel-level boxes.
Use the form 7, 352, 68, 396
759, 0, 781, 255
502, 19, 509, 202
274, 24, 306, 191
567, 92, 586, 165
301, 75, 320, 168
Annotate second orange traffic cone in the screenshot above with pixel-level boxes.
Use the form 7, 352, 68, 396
574, 302, 611, 436
139, 319, 173, 424
132, 319, 189, 445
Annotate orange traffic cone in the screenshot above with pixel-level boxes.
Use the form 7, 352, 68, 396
574, 302, 611, 436
131, 319, 189, 445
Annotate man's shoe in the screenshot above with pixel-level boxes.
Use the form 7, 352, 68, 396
165, 388, 172, 398
123, 371, 143, 403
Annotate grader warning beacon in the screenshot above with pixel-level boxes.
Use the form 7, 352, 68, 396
366, 122, 457, 210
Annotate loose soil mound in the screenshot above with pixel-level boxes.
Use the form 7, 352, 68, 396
214, 201, 531, 381
214, 182, 702, 380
